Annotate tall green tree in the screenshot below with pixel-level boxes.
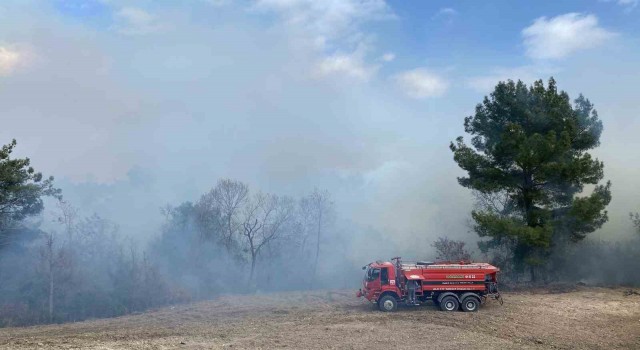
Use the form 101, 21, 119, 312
450, 78, 611, 280
0, 139, 61, 247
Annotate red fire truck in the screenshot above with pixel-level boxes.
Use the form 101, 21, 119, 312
356, 257, 502, 312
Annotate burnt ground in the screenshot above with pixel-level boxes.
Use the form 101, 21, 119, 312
1, 287, 639, 349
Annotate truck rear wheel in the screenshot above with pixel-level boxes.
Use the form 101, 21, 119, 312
440, 295, 459, 312
461, 296, 480, 312
378, 295, 398, 312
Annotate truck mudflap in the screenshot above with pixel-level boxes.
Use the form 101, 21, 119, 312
485, 282, 503, 305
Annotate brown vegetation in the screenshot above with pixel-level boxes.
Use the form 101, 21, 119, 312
1, 287, 638, 349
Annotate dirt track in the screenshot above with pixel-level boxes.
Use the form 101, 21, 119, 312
1, 287, 639, 349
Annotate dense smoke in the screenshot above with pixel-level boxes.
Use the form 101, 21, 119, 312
0, 175, 406, 326
1, 0, 640, 328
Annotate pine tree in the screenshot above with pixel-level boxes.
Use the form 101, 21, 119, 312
0, 139, 61, 249
450, 78, 611, 280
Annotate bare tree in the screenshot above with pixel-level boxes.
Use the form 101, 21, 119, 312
74, 214, 120, 264
44, 233, 55, 323
431, 237, 471, 262
241, 193, 294, 286
297, 196, 315, 257
37, 200, 79, 324
56, 199, 79, 244
194, 194, 223, 243
300, 189, 333, 284
472, 190, 517, 275
630, 212, 640, 234
472, 190, 512, 216
39, 231, 71, 323
196, 179, 248, 250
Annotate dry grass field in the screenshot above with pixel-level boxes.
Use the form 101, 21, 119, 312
1, 287, 639, 349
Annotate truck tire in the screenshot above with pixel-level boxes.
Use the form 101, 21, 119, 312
440, 295, 459, 312
378, 295, 398, 312
461, 296, 480, 312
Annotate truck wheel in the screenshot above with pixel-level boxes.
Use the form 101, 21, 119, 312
461, 296, 480, 312
378, 295, 398, 312
440, 296, 459, 312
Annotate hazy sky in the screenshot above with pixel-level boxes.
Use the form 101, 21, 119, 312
1, 0, 639, 250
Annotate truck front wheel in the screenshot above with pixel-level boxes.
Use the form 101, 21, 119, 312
440, 296, 459, 312
378, 295, 398, 312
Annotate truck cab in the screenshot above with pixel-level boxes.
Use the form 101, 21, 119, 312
357, 261, 399, 303
357, 261, 403, 308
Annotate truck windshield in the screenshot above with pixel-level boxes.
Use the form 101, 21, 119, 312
366, 267, 380, 282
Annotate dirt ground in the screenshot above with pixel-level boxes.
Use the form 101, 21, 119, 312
1, 287, 639, 350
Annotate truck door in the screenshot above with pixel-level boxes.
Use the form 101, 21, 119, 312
381, 267, 389, 285
366, 267, 381, 291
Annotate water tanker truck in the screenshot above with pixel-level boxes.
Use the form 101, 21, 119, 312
356, 257, 502, 312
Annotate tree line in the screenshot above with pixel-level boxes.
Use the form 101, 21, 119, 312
0, 140, 335, 325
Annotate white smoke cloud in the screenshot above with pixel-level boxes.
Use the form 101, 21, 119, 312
0, 1, 638, 247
